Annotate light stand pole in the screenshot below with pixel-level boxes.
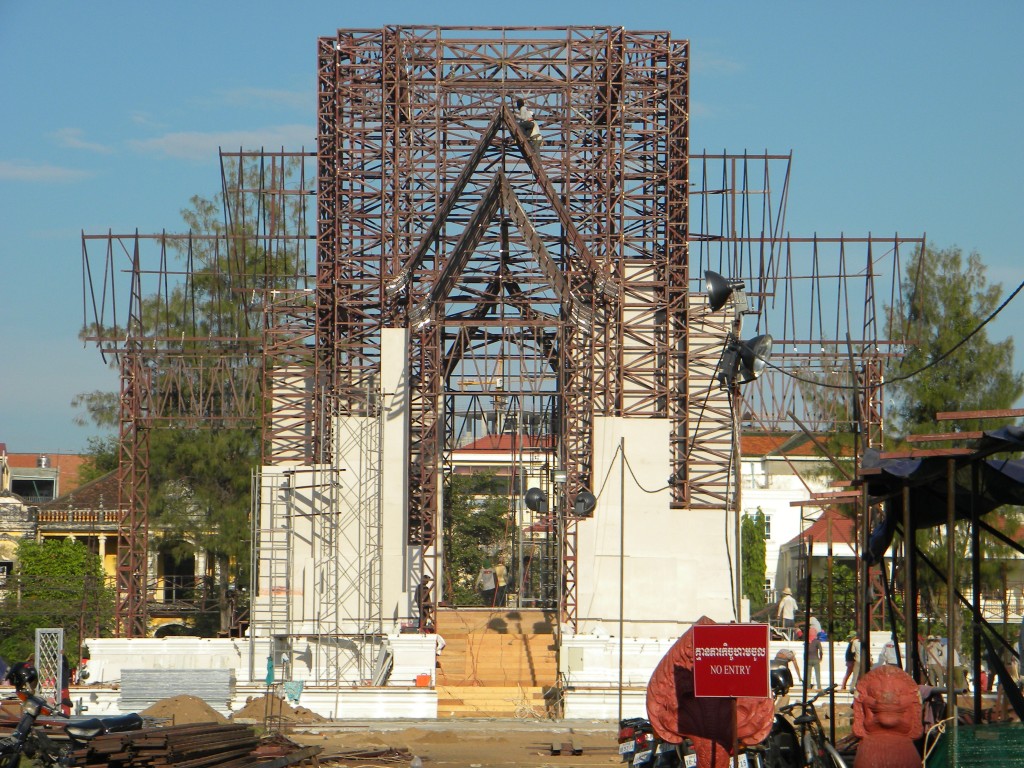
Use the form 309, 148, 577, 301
731, 384, 744, 621
707, 271, 773, 624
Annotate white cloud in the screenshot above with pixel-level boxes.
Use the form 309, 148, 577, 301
690, 101, 713, 119
0, 160, 90, 182
51, 128, 114, 154
129, 124, 315, 161
694, 52, 743, 75
218, 87, 310, 111
130, 112, 167, 129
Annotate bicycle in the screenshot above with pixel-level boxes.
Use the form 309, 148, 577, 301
776, 685, 847, 768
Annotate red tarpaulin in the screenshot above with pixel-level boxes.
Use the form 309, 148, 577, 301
646, 616, 775, 766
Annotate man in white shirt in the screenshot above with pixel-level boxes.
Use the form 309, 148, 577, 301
514, 97, 543, 146
776, 587, 798, 639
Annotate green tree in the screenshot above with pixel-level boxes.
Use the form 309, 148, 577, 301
76, 433, 119, 484
887, 245, 1023, 436
442, 473, 513, 605
809, 562, 857, 641
741, 509, 768, 611
148, 428, 256, 588
74, 156, 310, 635
886, 244, 1024, 649
0, 539, 115, 664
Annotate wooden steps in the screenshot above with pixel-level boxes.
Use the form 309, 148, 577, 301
434, 608, 557, 636
436, 685, 556, 718
430, 609, 559, 716
438, 633, 557, 686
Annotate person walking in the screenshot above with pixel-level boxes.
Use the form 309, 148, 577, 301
807, 631, 823, 690
772, 647, 803, 685
776, 587, 798, 639
875, 639, 899, 668
415, 575, 434, 629
841, 632, 860, 690
475, 562, 497, 606
925, 635, 944, 686
493, 561, 508, 607
934, 637, 949, 685
808, 614, 822, 637
806, 630, 823, 692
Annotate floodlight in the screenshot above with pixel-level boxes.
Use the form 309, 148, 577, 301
524, 487, 548, 513
705, 270, 746, 313
738, 334, 773, 383
718, 333, 774, 388
573, 490, 597, 517
408, 303, 431, 331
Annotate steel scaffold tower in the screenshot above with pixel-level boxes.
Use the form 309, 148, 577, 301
82, 25, 924, 641
317, 26, 690, 627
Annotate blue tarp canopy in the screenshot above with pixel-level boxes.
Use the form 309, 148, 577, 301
861, 425, 1024, 564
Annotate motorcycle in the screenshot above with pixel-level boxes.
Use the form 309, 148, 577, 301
617, 717, 697, 767
0, 662, 143, 768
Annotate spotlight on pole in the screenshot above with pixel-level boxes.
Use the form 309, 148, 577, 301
705, 270, 748, 315
719, 334, 774, 389
524, 487, 548, 513
573, 490, 597, 518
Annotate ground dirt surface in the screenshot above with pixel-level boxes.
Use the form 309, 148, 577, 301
142, 694, 621, 766
283, 718, 623, 768
132, 695, 856, 768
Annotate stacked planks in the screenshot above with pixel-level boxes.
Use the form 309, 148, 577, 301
65, 722, 317, 768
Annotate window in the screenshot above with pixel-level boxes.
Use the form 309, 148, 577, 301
11, 477, 56, 503
763, 514, 772, 540
763, 578, 773, 603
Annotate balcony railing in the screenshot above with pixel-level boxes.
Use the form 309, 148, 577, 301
37, 510, 116, 525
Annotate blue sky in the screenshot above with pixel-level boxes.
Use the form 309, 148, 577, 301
2, 2, 1022, 453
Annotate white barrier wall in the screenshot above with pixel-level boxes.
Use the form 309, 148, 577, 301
561, 634, 897, 719
81, 634, 902, 721
70, 685, 437, 720
80, 635, 437, 719
83, 637, 271, 684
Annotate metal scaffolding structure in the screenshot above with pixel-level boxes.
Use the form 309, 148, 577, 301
81, 151, 316, 636
82, 25, 924, 644
315, 26, 690, 628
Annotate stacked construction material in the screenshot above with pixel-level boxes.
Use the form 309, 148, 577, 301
119, 670, 235, 716
65, 722, 317, 768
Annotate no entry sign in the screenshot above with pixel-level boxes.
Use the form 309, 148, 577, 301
692, 623, 770, 698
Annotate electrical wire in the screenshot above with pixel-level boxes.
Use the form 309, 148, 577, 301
760, 276, 1024, 391
621, 451, 673, 495
591, 442, 624, 503
725, 393, 738, 621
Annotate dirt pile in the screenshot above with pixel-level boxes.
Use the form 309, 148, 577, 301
231, 693, 326, 724
140, 694, 230, 725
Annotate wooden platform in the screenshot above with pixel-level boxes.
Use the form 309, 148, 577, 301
433, 608, 560, 717
436, 684, 557, 718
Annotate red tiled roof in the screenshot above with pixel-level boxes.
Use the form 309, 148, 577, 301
457, 434, 556, 452
786, 507, 856, 547
39, 470, 118, 512
740, 433, 853, 459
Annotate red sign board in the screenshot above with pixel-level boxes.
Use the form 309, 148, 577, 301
692, 623, 770, 698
